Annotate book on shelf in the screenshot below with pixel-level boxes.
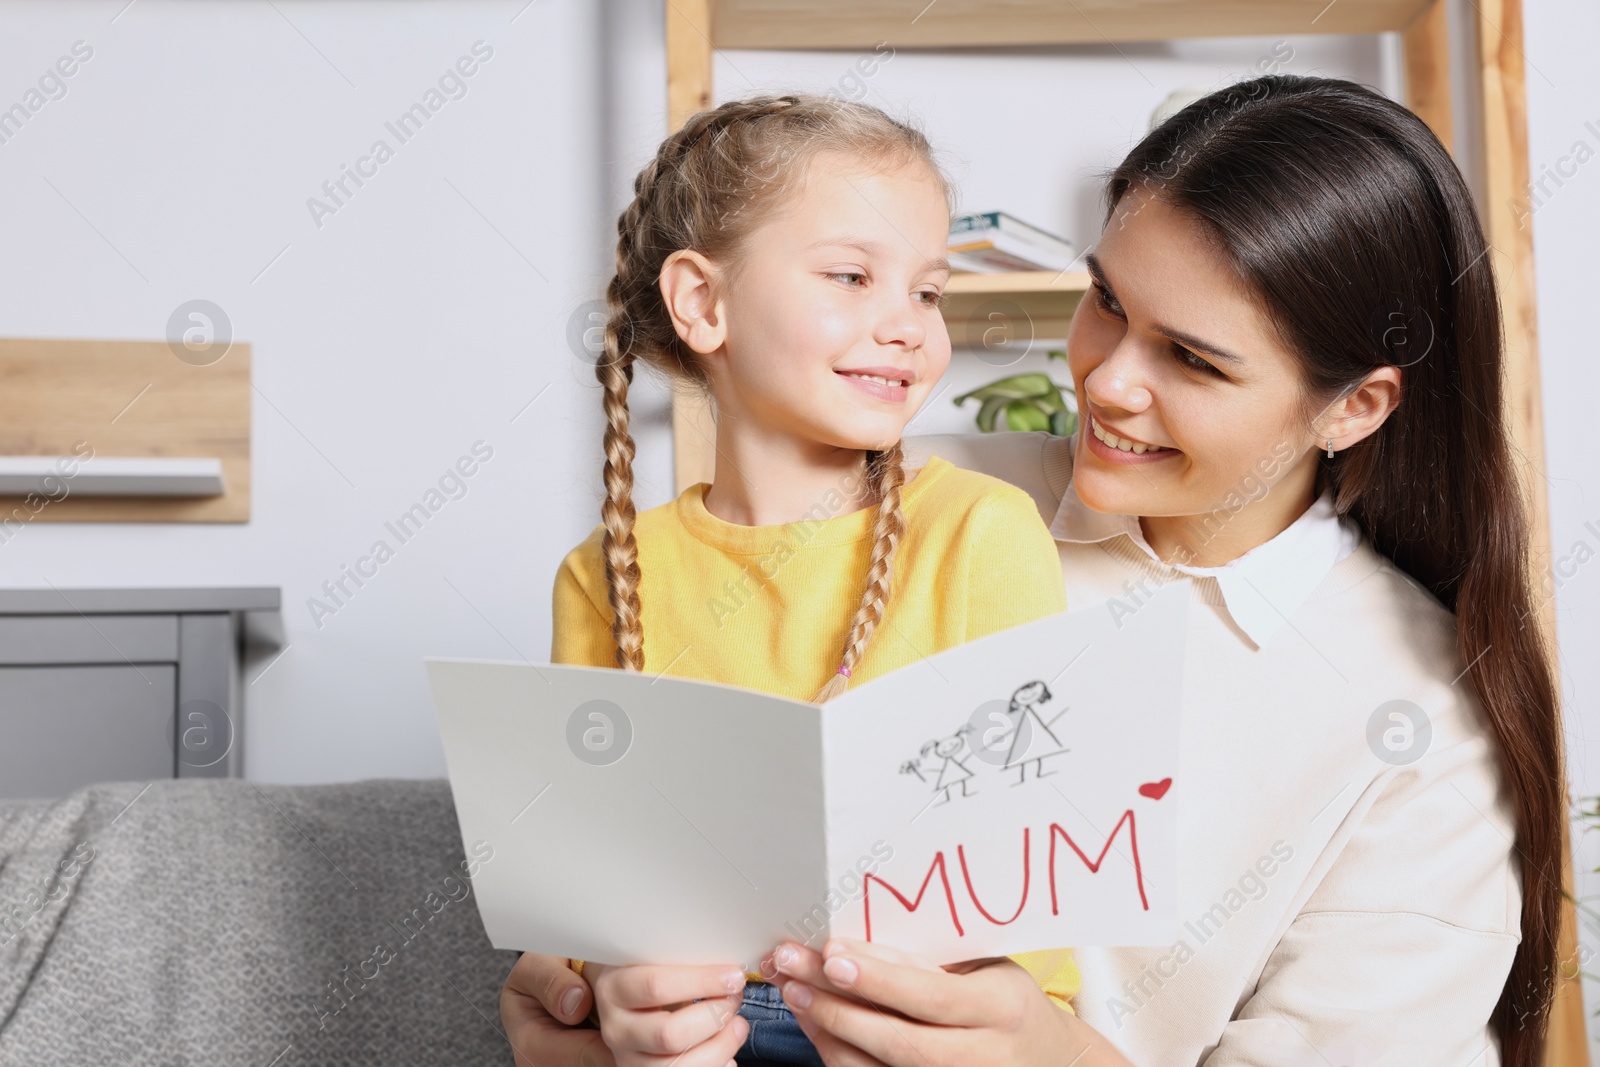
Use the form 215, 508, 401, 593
949, 211, 1079, 274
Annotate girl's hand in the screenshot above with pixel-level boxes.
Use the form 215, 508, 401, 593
586, 960, 750, 1067
499, 951, 612, 1067
768, 938, 1136, 1067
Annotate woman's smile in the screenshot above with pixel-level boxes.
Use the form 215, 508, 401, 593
1083, 411, 1180, 464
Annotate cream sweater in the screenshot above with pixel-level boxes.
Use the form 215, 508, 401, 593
903, 430, 1521, 1067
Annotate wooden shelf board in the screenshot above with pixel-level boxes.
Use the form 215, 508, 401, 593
710, 0, 1436, 49
945, 269, 1089, 295
942, 270, 1089, 346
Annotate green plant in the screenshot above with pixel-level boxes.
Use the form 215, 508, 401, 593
954, 349, 1078, 436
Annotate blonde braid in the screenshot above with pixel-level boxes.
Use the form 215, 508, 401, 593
597, 200, 648, 671
814, 443, 908, 701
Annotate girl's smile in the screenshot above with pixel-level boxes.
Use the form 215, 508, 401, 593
835, 364, 917, 404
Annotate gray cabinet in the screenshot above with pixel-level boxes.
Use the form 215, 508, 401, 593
0, 588, 282, 799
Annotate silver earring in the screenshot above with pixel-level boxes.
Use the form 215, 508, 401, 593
1325, 438, 1335, 459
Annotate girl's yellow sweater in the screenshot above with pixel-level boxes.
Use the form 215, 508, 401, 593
552, 455, 1080, 1011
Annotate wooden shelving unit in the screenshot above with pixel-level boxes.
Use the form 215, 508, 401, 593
661, 7, 1581, 1058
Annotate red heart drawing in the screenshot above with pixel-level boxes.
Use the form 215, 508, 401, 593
1138, 778, 1172, 801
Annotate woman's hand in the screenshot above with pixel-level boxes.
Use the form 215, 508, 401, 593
767, 939, 1136, 1067
586, 960, 750, 1067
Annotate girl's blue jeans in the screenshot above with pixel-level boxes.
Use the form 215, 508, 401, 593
735, 979, 825, 1066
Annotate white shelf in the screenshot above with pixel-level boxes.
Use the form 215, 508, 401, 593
0, 456, 226, 497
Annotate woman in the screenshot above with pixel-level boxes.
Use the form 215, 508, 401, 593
500, 75, 1562, 1066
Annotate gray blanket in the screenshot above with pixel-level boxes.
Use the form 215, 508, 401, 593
0, 778, 519, 1066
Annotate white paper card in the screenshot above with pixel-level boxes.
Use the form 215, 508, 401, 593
426, 582, 1187, 970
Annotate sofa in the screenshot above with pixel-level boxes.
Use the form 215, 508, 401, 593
0, 778, 519, 1065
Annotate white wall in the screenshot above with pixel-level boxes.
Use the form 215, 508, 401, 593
1524, 0, 1600, 1053
0, 0, 613, 781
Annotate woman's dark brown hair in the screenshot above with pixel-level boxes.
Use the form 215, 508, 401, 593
1107, 74, 1562, 1061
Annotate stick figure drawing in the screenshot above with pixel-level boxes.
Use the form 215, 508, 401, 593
901, 726, 979, 805
1003, 680, 1069, 784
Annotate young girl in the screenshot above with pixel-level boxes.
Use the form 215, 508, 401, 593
550, 94, 1078, 1066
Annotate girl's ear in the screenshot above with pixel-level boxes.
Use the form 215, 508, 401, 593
659, 249, 728, 358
